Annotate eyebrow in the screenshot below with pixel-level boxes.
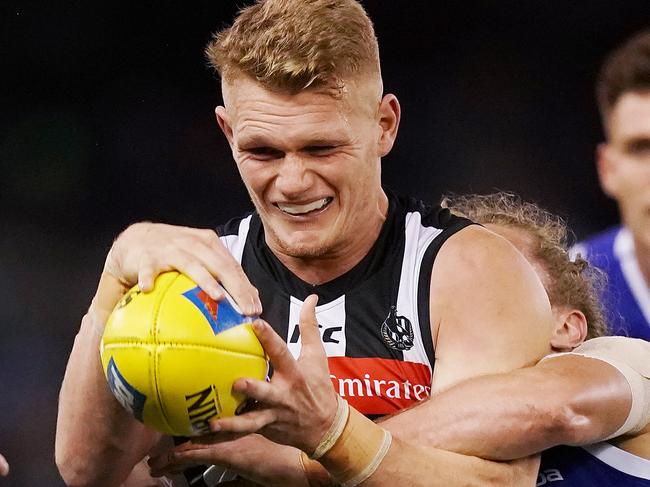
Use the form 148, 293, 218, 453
237, 134, 349, 150
622, 135, 650, 152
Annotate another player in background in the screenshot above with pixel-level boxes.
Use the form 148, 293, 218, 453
572, 30, 650, 340
145, 194, 649, 486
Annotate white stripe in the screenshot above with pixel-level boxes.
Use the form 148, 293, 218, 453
583, 442, 650, 479
219, 215, 252, 265
614, 228, 650, 325
398, 211, 442, 370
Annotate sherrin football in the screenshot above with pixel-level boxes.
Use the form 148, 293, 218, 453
100, 271, 268, 437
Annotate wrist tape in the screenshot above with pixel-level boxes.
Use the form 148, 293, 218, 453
318, 404, 392, 487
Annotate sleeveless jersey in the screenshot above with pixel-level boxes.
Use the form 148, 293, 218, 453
572, 226, 650, 340
539, 444, 650, 486
179, 191, 472, 485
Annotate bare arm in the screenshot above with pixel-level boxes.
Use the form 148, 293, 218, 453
382, 354, 632, 460
56, 272, 162, 487
56, 222, 261, 486
429, 225, 554, 391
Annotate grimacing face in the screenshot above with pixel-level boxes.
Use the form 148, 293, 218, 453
599, 91, 650, 250
215, 76, 400, 273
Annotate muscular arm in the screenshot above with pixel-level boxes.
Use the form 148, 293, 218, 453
382, 354, 632, 460
55, 273, 161, 487
429, 225, 553, 392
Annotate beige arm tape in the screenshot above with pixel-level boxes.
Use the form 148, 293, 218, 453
544, 336, 650, 438
318, 405, 392, 487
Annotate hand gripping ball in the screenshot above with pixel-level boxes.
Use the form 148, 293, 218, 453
100, 271, 268, 437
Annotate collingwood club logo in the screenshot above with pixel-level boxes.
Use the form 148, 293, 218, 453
381, 306, 414, 351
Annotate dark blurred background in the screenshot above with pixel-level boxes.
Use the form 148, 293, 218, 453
1, 1, 649, 485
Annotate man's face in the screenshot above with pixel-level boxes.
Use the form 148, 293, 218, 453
599, 91, 650, 249
216, 76, 398, 262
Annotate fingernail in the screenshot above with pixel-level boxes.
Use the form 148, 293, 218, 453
209, 287, 224, 301
210, 421, 221, 432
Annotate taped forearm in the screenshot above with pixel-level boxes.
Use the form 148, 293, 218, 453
56, 273, 159, 486
301, 398, 536, 487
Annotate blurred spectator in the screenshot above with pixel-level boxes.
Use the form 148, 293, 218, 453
573, 30, 650, 340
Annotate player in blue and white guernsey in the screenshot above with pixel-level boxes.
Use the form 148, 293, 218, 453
570, 30, 650, 341
56, 1, 555, 485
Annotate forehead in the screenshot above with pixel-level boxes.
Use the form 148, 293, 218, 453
224, 78, 361, 139
609, 91, 650, 140
222, 76, 381, 146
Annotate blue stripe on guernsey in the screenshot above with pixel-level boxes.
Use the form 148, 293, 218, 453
572, 226, 650, 340
107, 357, 146, 421
183, 286, 247, 335
539, 444, 650, 486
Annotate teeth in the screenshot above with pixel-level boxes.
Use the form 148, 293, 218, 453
278, 198, 331, 215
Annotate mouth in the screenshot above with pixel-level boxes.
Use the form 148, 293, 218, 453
275, 197, 333, 216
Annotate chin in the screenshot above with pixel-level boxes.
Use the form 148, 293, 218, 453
274, 233, 334, 259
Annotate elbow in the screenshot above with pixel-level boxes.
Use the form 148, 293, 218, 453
536, 403, 594, 447
55, 442, 112, 487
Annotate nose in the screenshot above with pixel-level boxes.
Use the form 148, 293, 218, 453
274, 153, 313, 198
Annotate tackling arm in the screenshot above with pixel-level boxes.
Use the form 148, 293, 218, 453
381, 354, 632, 460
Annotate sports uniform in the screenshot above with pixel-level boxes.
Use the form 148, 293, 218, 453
572, 226, 650, 340
178, 190, 472, 485
539, 444, 650, 486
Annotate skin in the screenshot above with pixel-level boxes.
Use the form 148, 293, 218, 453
147, 225, 644, 484
598, 90, 650, 285
0, 453, 8, 477
56, 73, 552, 485
215, 75, 400, 285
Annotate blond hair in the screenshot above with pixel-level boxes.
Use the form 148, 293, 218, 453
443, 192, 608, 339
205, 0, 380, 93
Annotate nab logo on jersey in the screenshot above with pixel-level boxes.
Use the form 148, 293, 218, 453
381, 306, 414, 351
536, 469, 564, 485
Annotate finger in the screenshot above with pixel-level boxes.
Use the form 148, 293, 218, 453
252, 320, 298, 373
137, 254, 165, 292
201, 233, 262, 316
209, 408, 277, 435
298, 295, 323, 350
168, 247, 225, 301
232, 377, 280, 405
0, 453, 8, 476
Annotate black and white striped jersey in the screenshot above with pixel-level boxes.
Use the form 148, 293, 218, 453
178, 190, 472, 486
217, 190, 472, 417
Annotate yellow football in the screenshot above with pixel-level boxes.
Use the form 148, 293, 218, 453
100, 271, 268, 437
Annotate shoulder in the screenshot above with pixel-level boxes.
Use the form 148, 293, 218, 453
430, 224, 551, 319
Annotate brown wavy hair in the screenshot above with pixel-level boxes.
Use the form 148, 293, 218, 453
443, 192, 608, 339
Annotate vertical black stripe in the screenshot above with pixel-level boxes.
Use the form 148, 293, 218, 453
417, 219, 475, 367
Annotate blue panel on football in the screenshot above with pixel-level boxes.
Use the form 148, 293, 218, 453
183, 286, 246, 335
107, 357, 146, 421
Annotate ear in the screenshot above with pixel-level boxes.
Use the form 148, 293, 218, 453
550, 307, 588, 352
596, 142, 618, 198
215, 106, 235, 151
377, 94, 401, 157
